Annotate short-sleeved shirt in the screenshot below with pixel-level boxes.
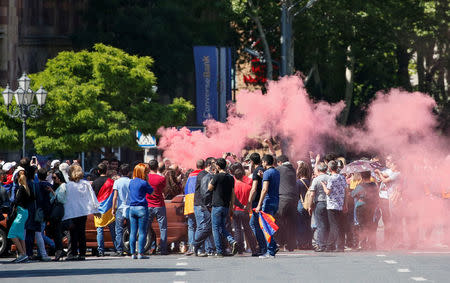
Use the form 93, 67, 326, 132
147, 173, 166, 207
326, 174, 346, 210
234, 178, 252, 211
211, 172, 235, 207
92, 176, 109, 196
113, 176, 131, 210
262, 167, 280, 208
251, 165, 264, 208
194, 170, 208, 207
129, 178, 153, 207
310, 174, 330, 203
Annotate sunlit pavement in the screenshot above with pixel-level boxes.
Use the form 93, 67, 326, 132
1, 248, 450, 283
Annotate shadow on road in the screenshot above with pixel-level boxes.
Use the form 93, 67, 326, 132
0, 267, 199, 278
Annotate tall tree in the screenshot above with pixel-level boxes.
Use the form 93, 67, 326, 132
27, 44, 193, 157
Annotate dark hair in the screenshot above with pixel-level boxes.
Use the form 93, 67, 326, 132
234, 168, 244, 180
110, 158, 119, 164
328, 160, 338, 172
97, 163, 107, 175
53, 170, 66, 184
158, 162, 165, 173
37, 168, 48, 181
324, 153, 337, 163
196, 159, 205, 169
216, 158, 227, 170
262, 154, 274, 166
361, 171, 371, 180
149, 159, 158, 171
316, 162, 328, 173
205, 157, 216, 167
296, 161, 312, 179
230, 162, 244, 175
277, 155, 289, 163
119, 164, 130, 176
249, 153, 261, 165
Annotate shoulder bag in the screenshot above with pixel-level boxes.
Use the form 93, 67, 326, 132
33, 183, 45, 223
299, 179, 314, 211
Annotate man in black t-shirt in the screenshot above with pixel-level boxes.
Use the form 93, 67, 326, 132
208, 158, 238, 257
245, 152, 267, 256
188, 158, 216, 256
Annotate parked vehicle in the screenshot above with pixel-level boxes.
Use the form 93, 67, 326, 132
0, 195, 188, 256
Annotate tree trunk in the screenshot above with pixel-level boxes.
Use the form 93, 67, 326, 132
396, 45, 412, 91
416, 47, 425, 93
341, 45, 355, 125
248, 0, 273, 81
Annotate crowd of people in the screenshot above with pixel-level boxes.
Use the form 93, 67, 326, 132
0, 149, 448, 263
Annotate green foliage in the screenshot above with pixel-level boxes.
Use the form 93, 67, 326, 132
27, 44, 193, 156
0, 89, 20, 149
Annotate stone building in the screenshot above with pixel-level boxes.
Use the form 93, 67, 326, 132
0, 0, 85, 87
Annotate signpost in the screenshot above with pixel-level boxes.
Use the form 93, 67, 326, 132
136, 131, 157, 162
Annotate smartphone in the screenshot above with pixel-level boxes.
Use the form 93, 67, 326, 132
32, 156, 37, 163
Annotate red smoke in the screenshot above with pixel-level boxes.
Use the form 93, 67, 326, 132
157, 75, 450, 249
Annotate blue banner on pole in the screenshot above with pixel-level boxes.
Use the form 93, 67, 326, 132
193, 46, 219, 124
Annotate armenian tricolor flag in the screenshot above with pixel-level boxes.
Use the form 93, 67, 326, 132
94, 178, 116, 227
184, 169, 202, 215
258, 211, 279, 243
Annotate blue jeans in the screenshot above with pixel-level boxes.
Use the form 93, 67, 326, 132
211, 206, 235, 255
314, 201, 329, 249
97, 222, 117, 253
129, 206, 149, 255
148, 206, 168, 254
250, 210, 267, 254
193, 206, 215, 253
115, 208, 125, 252
262, 204, 278, 256
187, 214, 196, 247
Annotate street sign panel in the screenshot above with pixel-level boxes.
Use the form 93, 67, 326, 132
136, 131, 157, 148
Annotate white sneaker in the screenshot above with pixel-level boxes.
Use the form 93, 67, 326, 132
15, 255, 29, 263
259, 253, 275, 259
131, 254, 137, 259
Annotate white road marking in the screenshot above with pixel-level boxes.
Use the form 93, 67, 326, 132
177, 257, 188, 260
376, 254, 387, 257
175, 272, 187, 276
176, 262, 188, 266
411, 277, 427, 281
277, 253, 310, 256
383, 260, 398, 264
397, 268, 411, 273
410, 251, 450, 254
173, 281, 186, 283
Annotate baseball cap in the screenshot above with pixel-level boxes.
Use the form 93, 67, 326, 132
51, 160, 61, 169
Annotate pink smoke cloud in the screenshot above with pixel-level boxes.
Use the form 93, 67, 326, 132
157, 76, 344, 168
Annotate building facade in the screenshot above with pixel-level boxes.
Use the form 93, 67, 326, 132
0, 0, 85, 87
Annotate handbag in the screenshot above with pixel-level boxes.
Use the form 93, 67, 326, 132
33, 183, 45, 223
49, 200, 65, 221
299, 179, 314, 211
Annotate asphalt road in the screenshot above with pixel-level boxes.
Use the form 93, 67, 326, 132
1, 249, 449, 283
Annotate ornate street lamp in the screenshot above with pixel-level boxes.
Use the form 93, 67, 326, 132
2, 73, 47, 158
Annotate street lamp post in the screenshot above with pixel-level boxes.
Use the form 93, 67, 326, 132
280, 0, 318, 77
2, 73, 48, 158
